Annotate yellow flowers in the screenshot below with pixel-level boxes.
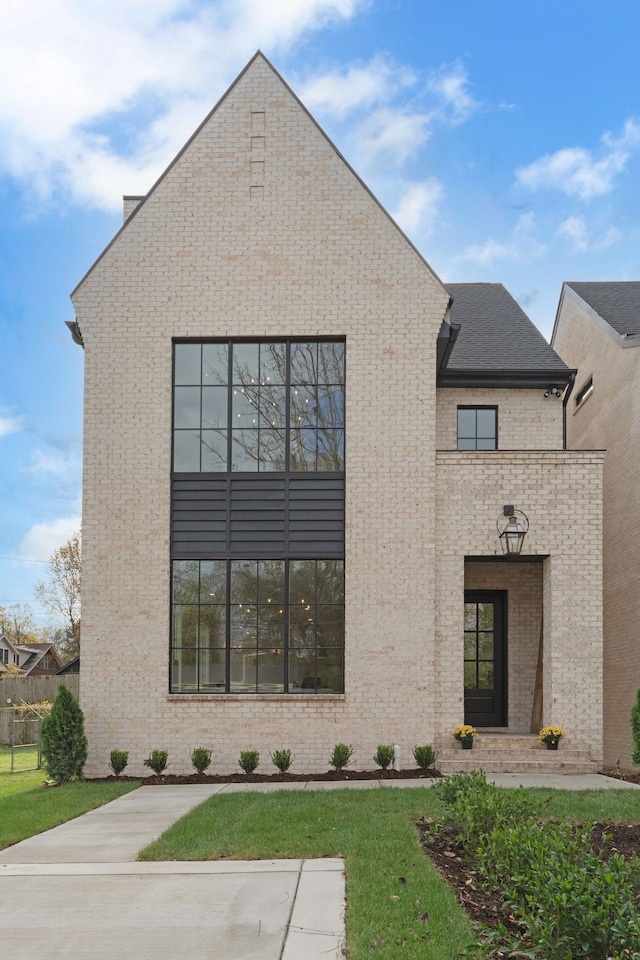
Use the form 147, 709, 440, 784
538, 725, 565, 745
452, 724, 478, 741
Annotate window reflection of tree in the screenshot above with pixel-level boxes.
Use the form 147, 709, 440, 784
199, 341, 344, 472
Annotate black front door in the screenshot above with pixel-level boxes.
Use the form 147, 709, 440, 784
464, 591, 506, 727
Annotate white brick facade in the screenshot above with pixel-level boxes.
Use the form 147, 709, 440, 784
553, 286, 640, 771
71, 55, 604, 776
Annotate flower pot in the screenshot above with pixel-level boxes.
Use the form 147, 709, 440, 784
461, 739, 473, 750
546, 741, 559, 751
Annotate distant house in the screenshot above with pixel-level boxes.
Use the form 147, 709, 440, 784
56, 656, 80, 675
68, 52, 604, 776
552, 281, 640, 772
0, 635, 63, 677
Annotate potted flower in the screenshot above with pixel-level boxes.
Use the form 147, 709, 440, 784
538, 725, 565, 750
453, 724, 478, 749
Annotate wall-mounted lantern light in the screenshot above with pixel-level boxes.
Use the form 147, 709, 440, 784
497, 505, 529, 556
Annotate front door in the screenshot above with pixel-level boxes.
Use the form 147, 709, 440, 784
464, 591, 506, 727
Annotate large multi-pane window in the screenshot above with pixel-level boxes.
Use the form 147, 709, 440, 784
171, 558, 344, 693
171, 338, 345, 695
173, 340, 345, 472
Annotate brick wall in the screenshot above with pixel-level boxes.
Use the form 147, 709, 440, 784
437, 388, 563, 450
435, 450, 604, 760
553, 289, 640, 770
73, 55, 451, 776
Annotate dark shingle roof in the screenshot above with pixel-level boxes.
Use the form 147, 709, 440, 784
444, 283, 569, 374
566, 282, 640, 337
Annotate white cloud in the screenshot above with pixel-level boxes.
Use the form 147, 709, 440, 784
517, 119, 640, 200
557, 216, 620, 252
0, 411, 24, 438
24, 448, 80, 478
0, 0, 364, 210
457, 212, 546, 266
19, 516, 81, 563
357, 107, 431, 169
427, 62, 478, 124
392, 178, 442, 235
300, 57, 414, 119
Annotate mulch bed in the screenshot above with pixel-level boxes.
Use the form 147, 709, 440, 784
602, 767, 640, 785
88, 767, 442, 785
417, 818, 640, 945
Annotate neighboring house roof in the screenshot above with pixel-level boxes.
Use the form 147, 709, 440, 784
564, 282, 640, 337
439, 283, 572, 387
14, 643, 62, 676
56, 656, 80, 675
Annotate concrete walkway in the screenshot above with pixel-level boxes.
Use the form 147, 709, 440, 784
1, 773, 637, 959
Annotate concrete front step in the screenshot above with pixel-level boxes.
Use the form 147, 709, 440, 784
435, 734, 598, 774
438, 756, 599, 774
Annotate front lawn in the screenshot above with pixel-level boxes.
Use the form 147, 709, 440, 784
138, 785, 640, 960
0, 765, 139, 851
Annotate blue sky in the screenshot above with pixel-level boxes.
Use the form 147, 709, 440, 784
1, 0, 639, 620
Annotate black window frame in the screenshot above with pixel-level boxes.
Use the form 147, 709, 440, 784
457, 405, 498, 450
170, 337, 346, 696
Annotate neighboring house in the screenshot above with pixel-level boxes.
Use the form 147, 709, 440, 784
552, 282, 640, 772
0, 633, 24, 674
14, 643, 63, 676
69, 52, 604, 776
56, 656, 80, 675
0, 635, 62, 676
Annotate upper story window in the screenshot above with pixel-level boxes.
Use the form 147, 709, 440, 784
574, 376, 593, 410
457, 406, 497, 450
173, 340, 345, 473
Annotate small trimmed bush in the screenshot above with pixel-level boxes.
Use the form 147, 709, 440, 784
239, 749, 259, 774
373, 744, 394, 770
631, 687, 640, 767
413, 744, 435, 771
271, 748, 293, 773
190, 747, 212, 775
143, 750, 168, 775
329, 742, 354, 771
109, 749, 129, 776
41, 684, 88, 784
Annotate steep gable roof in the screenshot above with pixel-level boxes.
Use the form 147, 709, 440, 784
439, 283, 571, 386
71, 50, 447, 301
565, 282, 640, 337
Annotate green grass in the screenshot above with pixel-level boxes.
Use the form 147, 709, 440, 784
0, 764, 140, 851
0, 743, 40, 774
138, 785, 640, 960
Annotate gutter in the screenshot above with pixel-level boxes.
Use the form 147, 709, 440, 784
562, 371, 576, 449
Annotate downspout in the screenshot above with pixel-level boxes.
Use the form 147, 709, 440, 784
562, 371, 576, 449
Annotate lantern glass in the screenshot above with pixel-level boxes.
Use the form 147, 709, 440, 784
500, 518, 526, 555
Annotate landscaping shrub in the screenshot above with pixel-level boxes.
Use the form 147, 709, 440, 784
190, 748, 212, 775
143, 750, 168, 775
433, 771, 640, 960
631, 686, 640, 767
373, 744, 394, 770
270, 748, 292, 773
412, 744, 435, 771
40, 684, 88, 784
238, 750, 259, 774
109, 749, 129, 776
329, 742, 354, 771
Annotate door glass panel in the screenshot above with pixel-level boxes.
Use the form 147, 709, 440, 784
464, 661, 476, 689
464, 634, 476, 659
478, 633, 494, 660
464, 603, 477, 630
478, 662, 494, 689
477, 603, 494, 631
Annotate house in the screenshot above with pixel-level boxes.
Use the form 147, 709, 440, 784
552, 282, 640, 772
0, 634, 63, 676
69, 52, 604, 776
